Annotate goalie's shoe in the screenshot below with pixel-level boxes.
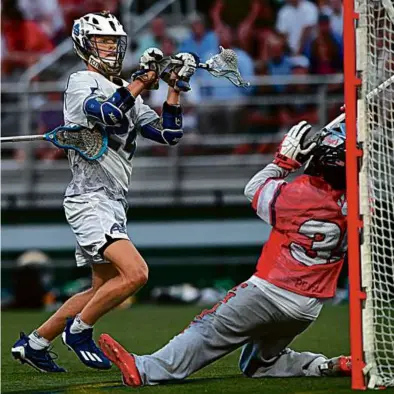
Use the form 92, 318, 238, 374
319, 355, 352, 377
62, 318, 111, 370
11, 332, 66, 373
99, 334, 142, 387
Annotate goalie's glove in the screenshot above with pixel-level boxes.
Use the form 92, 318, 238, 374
161, 52, 199, 92
273, 121, 317, 171
132, 48, 169, 90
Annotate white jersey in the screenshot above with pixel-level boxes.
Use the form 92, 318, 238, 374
63, 70, 159, 199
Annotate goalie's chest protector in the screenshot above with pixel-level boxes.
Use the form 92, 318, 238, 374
255, 175, 347, 298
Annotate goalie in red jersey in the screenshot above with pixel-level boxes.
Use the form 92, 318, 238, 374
98, 120, 352, 387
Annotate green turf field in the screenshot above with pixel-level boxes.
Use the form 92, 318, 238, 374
0, 304, 379, 393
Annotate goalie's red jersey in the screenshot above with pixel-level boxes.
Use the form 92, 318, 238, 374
252, 174, 347, 298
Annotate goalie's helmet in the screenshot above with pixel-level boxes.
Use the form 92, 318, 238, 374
71, 11, 127, 76
304, 122, 346, 190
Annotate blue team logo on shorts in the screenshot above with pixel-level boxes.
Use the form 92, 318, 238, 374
110, 223, 127, 235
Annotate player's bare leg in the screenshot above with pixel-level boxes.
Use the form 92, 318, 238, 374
60, 240, 148, 369
35, 264, 118, 341
77, 240, 148, 325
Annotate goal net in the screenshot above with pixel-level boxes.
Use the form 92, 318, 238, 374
357, 0, 394, 389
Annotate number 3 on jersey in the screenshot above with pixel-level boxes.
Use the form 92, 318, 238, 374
290, 220, 345, 266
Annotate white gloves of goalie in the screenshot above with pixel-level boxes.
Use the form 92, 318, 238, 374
273, 121, 317, 171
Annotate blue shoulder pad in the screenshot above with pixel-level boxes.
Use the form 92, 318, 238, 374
83, 87, 135, 126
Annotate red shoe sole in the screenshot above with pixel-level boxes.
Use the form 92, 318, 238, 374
99, 334, 142, 387
338, 356, 352, 376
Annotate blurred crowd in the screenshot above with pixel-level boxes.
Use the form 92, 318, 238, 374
138, 0, 343, 131
1, 0, 344, 161
1, 0, 121, 76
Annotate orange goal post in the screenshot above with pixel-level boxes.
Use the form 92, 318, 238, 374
344, 0, 394, 390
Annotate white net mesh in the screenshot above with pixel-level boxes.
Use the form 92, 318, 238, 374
357, 0, 394, 388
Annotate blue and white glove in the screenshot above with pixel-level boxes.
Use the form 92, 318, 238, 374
132, 47, 166, 90
161, 52, 199, 92
175, 52, 198, 80
139, 47, 164, 71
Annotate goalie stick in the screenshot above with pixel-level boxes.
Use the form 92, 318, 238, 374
311, 74, 394, 143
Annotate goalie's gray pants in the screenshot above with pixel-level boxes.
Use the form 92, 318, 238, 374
134, 281, 327, 385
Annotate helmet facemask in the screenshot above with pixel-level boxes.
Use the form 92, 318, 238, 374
304, 125, 347, 190
85, 35, 127, 76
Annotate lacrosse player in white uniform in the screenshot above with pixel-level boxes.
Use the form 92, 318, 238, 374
12, 11, 198, 372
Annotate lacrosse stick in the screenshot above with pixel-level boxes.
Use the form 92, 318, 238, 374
170, 46, 250, 88
0, 124, 108, 161
308, 74, 394, 145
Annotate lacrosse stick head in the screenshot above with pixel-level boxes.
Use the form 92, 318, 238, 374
45, 125, 108, 160
205, 46, 250, 88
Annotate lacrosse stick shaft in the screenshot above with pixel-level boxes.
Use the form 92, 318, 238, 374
324, 113, 345, 130
320, 74, 394, 132
0, 135, 45, 143
366, 74, 394, 100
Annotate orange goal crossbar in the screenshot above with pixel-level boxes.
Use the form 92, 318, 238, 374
343, 0, 367, 390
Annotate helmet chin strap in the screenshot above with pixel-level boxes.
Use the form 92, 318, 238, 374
88, 55, 121, 77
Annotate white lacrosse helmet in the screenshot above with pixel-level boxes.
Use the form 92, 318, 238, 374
72, 11, 127, 76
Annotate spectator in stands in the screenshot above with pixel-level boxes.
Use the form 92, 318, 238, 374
1, 0, 55, 76
277, 55, 318, 126
305, 14, 343, 75
265, 34, 293, 93
236, 0, 277, 60
195, 25, 254, 136
136, 17, 168, 59
59, 0, 120, 33
276, 0, 319, 55
199, 25, 254, 100
328, 0, 343, 37
246, 55, 317, 132
18, 0, 66, 44
179, 12, 219, 62
211, 0, 277, 61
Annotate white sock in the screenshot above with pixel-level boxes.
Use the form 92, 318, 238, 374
28, 331, 50, 350
70, 314, 92, 334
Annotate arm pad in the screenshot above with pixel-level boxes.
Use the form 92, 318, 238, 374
244, 163, 288, 202
83, 87, 135, 126
140, 102, 183, 145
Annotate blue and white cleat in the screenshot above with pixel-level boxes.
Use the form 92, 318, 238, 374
11, 332, 66, 372
62, 318, 111, 370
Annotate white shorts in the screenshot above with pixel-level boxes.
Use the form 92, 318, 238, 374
64, 190, 129, 267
